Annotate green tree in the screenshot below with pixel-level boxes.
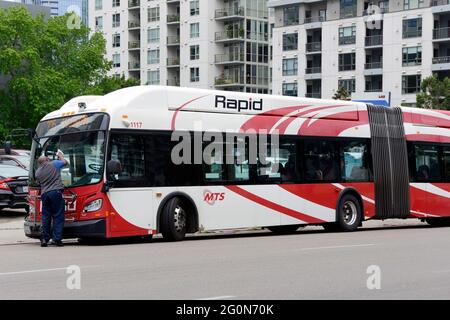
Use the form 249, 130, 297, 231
0, 7, 138, 145
332, 86, 351, 100
416, 75, 450, 110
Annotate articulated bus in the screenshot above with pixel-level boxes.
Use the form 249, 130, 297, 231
24, 86, 450, 241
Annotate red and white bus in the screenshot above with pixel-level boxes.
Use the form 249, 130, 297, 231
24, 86, 450, 241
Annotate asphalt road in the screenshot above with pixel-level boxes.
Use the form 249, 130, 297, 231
0, 209, 449, 300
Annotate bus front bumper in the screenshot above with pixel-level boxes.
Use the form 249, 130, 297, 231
24, 218, 106, 239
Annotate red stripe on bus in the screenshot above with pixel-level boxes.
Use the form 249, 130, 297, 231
171, 95, 209, 130
225, 185, 326, 224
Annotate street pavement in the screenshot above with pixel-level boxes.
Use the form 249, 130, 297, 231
0, 209, 449, 300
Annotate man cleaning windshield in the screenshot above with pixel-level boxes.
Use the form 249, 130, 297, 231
35, 150, 68, 247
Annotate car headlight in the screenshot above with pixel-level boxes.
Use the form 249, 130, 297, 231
83, 199, 103, 213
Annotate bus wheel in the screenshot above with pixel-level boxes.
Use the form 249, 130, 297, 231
425, 218, 450, 227
336, 194, 362, 232
267, 225, 301, 234
160, 197, 187, 241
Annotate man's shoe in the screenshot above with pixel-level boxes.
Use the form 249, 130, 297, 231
54, 240, 64, 247
40, 240, 48, 247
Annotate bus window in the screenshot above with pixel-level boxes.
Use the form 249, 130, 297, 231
203, 148, 224, 182
303, 140, 339, 182
341, 141, 369, 182
279, 140, 299, 183
414, 145, 441, 181
225, 137, 250, 182
444, 147, 450, 182
257, 140, 282, 183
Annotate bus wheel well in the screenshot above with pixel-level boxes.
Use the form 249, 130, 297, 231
157, 193, 199, 234
337, 188, 365, 225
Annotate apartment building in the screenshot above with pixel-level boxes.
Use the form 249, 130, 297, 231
89, 0, 272, 93
269, 0, 450, 107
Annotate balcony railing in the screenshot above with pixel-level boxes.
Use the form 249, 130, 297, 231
215, 30, 245, 41
305, 92, 321, 98
339, 64, 356, 71
365, 35, 383, 46
402, 59, 422, 66
403, 29, 422, 38
304, 16, 326, 24
167, 78, 180, 86
215, 7, 245, 19
128, 21, 140, 28
339, 36, 356, 45
340, 7, 357, 19
128, 62, 140, 70
365, 62, 383, 69
214, 53, 245, 64
402, 87, 420, 94
431, 0, 450, 6
128, 0, 140, 8
306, 42, 322, 53
305, 67, 321, 74
215, 74, 245, 86
167, 57, 180, 66
365, 87, 383, 92
432, 56, 450, 64
167, 36, 180, 45
167, 14, 180, 23
128, 41, 140, 49
433, 27, 450, 40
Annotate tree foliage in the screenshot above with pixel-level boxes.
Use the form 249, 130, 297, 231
416, 75, 450, 110
332, 86, 351, 100
0, 7, 138, 144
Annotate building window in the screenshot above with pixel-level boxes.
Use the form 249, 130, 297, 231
112, 54, 120, 68
402, 75, 421, 94
95, 16, 103, 31
402, 46, 422, 66
338, 79, 356, 93
190, 45, 200, 60
365, 75, 383, 92
148, 7, 160, 22
282, 83, 298, 96
147, 70, 160, 85
338, 53, 356, 71
282, 58, 298, 76
340, 0, 357, 18
190, 67, 200, 82
112, 33, 120, 48
404, 0, 424, 10
283, 6, 299, 26
403, 18, 422, 38
112, 0, 120, 8
95, 0, 102, 10
283, 33, 298, 51
190, 0, 199, 16
339, 26, 356, 45
190, 23, 200, 38
112, 13, 120, 28
148, 28, 160, 43
147, 49, 160, 64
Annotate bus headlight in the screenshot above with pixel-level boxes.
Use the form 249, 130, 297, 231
83, 199, 103, 213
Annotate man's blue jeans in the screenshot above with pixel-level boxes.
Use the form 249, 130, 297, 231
41, 190, 65, 242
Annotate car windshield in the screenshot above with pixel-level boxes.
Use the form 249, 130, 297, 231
0, 165, 29, 179
31, 131, 106, 188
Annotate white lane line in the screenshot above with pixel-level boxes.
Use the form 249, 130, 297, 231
197, 295, 236, 300
0, 266, 96, 277
300, 243, 377, 251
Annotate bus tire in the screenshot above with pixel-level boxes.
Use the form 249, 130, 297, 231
267, 225, 301, 234
160, 197, 187, 241
425, 217, 450, 227
335, 194, 362, 232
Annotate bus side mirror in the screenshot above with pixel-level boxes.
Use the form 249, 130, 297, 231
4, 141, 12, 155
107, 159, 122, 176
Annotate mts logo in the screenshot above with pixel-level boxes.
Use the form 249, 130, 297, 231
203, 190, 225, 205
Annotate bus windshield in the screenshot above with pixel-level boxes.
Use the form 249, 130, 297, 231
30, 114, 108, 188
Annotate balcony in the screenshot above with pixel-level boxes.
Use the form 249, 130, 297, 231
167, 78, 180, 86
167, 14, 180, 24
305, 92, 321, 98
365, 62, 383, 69
306, 42, 322, 53
128, 40, 140, 50
215, 30, 245, 42
305, 67, 321, 74
215, 74, 245, 87
402, 59, 422, 67
365, 35, 383, 47
304, 16, 326, 24
433, 56, 450, 64
340, 7, 356, 19
215, 7, 245, 20
167, 36, 180, 46
128, 0, 139, 8
214, 53, 245, 65
433, 27, 450, 40
128, 21, 140, 29
403, 29, 422, 38
339, 64, 356, 71
431, 0, 450, 6
128, 62, 140, 71
167, 0, 180, 3
167, 57, 180, 67
339, 36, 356, 45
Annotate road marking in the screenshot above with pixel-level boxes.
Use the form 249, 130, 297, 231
197, 295, 236, 300
300, 243, 377, 251
0, 266, 96, 277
